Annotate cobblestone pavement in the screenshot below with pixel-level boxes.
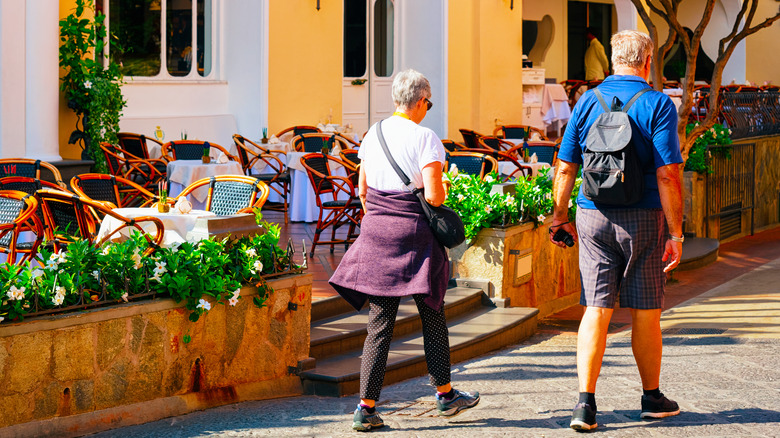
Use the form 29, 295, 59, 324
92, 258, 780, 437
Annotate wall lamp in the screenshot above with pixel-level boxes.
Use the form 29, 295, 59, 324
316, 0, 321, 10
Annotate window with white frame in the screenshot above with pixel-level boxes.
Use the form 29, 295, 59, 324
103, 0, 215, 79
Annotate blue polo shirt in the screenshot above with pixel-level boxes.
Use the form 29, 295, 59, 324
557, 75, 683, 209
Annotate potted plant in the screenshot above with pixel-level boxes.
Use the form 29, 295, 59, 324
261, 128, 269, 144
59, 0, 126, 173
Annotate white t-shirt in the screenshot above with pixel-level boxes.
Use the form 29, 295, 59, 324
358, 115, 446, 192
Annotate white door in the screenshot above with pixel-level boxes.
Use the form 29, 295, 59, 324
342, 0, 397, 137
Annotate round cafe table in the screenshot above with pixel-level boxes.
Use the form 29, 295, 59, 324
96, 207, 216, 247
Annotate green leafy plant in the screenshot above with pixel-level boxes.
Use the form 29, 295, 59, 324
684, 122, 733, 174
444, 168, 580, 242
59, 0, 126, 173
0, 227, 297, 324
351, 78, 367, 85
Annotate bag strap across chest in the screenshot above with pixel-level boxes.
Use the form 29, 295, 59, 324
594, 87, 652, 113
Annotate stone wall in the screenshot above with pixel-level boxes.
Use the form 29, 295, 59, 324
0, 273, 312, 437
450, 218, 581, 318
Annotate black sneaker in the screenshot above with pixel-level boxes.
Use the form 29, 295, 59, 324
436, 389, 480, 417
640, 393, 680, 419
570, 402, 597, 431
352, 405, 384, 431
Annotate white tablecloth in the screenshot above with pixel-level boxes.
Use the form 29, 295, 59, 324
167, 160, 244, 209
96, 207, 216, 247
498, 161, 553, 178
542, 84, 572, 136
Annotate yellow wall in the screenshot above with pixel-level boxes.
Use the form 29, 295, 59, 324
448, 0, 525, 140
268, 1, 343, 136
58, 0, 87, 160
746, 1, 780, 86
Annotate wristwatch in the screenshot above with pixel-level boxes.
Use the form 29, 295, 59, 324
669, 234, 684, 243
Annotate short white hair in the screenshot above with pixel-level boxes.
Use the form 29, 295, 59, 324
391, 69, 431, 110
611, 30, 653, 69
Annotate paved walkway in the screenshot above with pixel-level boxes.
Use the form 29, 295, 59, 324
93, 228, 780, 437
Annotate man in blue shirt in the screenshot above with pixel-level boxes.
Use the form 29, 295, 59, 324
550, 30, 684, 431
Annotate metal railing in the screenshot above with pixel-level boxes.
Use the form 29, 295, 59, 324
720, 92, 780, 139
705, 142, 755, 239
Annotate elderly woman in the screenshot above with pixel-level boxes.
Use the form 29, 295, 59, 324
330, 69, 479, 432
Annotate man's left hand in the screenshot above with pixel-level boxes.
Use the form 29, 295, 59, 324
662, 239, 682, 273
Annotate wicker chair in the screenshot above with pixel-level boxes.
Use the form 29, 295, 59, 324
117, 132, 168, 176
100, 142, 166, 192
492, 125, 548, 141
508, 140, 559, 165
444, 152, 499, 179
0, 159, 67, 189
70, 174, 159, 223
300, 153, 362, 257
232, 135, 291, 223
339, 149, 361, 186
0, 190, 45, 265
0, 176, 69, 243
477, 136, 514, 152
461, 149, 532, 182
36, 189, 164, 255
291, 133, 349, 153
275, 125, 321, 143
172, 175, 270, 216
458, 129, 485, 149
441, 139, 466, 152
161, 140, 236, 162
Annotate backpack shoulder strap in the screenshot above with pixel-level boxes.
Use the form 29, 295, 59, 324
622, 87, 652, 112
593, 89, 611, 112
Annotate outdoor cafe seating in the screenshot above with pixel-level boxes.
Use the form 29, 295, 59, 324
233, 134, 291, 223
0, 190, 44, 265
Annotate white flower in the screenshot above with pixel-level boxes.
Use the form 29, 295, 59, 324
84, 80, 93, 89
91, 270, 100, 282
449, 164, 459, 176
253, 260, 264, 274
232, 289, 241, 299
131, 250, 142, 269
485, 205, 492, 214
153, 261, 167, 277
102, 246, 111, 256
121, 292, 128, 303
568, 199, 573, 208
58, 269, 64, 274
31, 268, 44, 279
52, 294, 64, 306
7, 286, 25, 301
55, 286, 66, 297
170, 242, 181, 253
538, 214, 546, 223
151, 274, 162, 283
196, 299, 212, 311
246, 248, 257, 258
0, 316, 4, 323
457, 194, 465, 202
228, 297, 239, 307
484, 175, 494, 184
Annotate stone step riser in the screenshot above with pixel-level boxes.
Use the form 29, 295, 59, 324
310, 291, 484, 361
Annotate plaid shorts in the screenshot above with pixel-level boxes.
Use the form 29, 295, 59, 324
576, 208, 668, 309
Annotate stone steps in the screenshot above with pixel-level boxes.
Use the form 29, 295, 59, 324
679, 237, 719, 271
302, 287, 538, 397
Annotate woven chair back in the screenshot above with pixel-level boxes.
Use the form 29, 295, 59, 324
171, 141, 210, 160
302, 154, 333, 193
72, 176, 119, 207
209, 179, 260, 216
117, 134, 149, 159
0, 196, 25, 247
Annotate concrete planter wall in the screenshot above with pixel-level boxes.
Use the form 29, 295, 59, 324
0, 273, 312, 437
449, 217, 581, 318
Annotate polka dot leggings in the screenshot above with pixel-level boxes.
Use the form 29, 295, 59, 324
359, 294, 451, 401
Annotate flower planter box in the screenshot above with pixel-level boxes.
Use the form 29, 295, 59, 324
0, 273, 312, 437
449, 217, 580, 318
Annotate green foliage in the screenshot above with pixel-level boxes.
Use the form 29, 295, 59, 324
59, 0, 126, 173
0, 229, 291, 324
684, 123, 733, 174
443, 169, 580, 242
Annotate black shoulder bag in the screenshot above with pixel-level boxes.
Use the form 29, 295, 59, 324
376, 120, 465, 249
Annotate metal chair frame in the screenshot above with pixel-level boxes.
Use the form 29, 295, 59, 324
444, 151, 499, 180
477, 136, 514, 152
70, 174, 159, 224
492, 125, 548, 141
458, 129, 485, 149
300, 153, 362, 257
291, 133, 349, 153
508, 141, 559, 165
100, 142, 166, 191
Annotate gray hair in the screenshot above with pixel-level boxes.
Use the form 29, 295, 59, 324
391, 69, 431, 110
611, 30, 653, 69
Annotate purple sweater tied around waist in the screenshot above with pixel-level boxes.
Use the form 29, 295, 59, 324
329, 187, 449, 311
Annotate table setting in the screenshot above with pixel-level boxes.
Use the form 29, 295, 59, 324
166, 155, 244, 210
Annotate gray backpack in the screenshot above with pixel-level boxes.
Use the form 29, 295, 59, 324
582, 87, 651, 205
